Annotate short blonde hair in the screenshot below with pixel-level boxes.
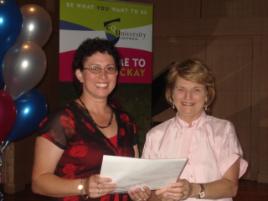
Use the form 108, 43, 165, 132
165, 59, 216, 109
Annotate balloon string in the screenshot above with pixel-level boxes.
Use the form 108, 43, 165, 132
0, 141, 8, 197
0, 141, 10, 153
0, 140, 10, 170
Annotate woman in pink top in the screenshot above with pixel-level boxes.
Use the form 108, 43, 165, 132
142, 59, 248, 201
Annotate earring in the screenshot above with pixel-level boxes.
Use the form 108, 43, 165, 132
171, 102, 175, 110
204, 105, 208, 111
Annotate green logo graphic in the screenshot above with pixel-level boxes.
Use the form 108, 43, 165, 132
104, 18, 120, 44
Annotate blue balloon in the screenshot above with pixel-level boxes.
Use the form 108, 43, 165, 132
6, 89, 48, 142
0, 0, 22, 57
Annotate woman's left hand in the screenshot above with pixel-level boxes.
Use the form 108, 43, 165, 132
87, 174, 116, 198
128, 185, 151, 201
155, 179, 192, 201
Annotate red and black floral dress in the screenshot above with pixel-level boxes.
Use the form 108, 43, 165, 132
38, 101, 138, 201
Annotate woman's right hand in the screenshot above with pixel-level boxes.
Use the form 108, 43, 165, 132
128, 185, 151, 201
155, 179, 192, 201
87, 174, 116, 198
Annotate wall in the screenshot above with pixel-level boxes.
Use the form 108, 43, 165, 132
152, 0, 268, 183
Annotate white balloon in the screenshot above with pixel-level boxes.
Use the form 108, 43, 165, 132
2, 41, 47, 99
16, 4, 52, 46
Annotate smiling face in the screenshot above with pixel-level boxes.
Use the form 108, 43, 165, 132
165, 60, 216, 123
75, 52, 118, 101
172, 77, 207, 123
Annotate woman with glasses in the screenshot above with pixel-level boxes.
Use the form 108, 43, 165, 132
32, 38, 150, 201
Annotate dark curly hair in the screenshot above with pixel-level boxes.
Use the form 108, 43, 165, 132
72, 38, 121, 95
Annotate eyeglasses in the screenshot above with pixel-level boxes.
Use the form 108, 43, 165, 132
83, 65, 118, 75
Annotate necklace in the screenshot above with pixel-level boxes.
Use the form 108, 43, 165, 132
78, 98, 114, 129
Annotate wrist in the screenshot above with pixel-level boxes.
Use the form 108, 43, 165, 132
189, 183, 199, 198
77, 178, 89, 199
197, 184, 206, 199
77, 179, 87, 195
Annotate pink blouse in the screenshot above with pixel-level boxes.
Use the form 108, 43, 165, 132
142, 112, 248, 201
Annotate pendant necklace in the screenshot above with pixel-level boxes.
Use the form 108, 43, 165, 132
78, 98, 114, 129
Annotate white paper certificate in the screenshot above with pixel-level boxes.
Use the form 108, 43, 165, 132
100, 155, 188, 193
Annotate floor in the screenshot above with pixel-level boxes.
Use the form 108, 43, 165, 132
3, 179, 268, 201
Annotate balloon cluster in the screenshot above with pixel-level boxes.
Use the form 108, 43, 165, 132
0, 0, 51, 149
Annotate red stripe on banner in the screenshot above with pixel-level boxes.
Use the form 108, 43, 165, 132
59, 48, 152, 84
59, 50, 75, 82
118, 48, 152, 84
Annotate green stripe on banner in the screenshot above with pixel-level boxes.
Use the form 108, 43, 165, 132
60, 0, 153, 30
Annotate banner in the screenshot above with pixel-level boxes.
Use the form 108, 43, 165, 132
59, 0, 153, 84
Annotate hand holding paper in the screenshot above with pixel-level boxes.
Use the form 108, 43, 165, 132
100, 155, 188, 192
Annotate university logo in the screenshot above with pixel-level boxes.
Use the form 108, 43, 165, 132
104, 18, 121, 45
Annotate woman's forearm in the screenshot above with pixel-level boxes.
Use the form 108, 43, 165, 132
32, 173, 82, 197
196, 178, 238, 199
